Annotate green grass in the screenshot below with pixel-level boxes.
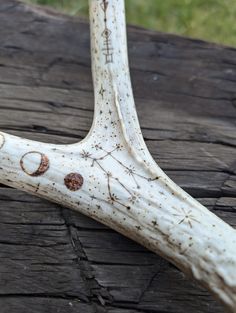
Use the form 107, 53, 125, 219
25, 0, 236, 47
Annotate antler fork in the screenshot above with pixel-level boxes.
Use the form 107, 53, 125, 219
0, 1, 236, 311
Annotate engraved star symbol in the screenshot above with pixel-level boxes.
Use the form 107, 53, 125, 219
99, 85, 106, 99
173, 208, 199, 228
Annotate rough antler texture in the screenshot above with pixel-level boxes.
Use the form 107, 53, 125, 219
0, 1, 236, 311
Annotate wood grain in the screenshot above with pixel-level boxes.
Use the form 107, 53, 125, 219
0, 1, 235, 312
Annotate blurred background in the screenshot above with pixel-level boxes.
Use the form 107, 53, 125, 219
25, 0, 236, 47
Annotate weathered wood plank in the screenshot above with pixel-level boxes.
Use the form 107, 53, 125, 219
0, 1, 235, 312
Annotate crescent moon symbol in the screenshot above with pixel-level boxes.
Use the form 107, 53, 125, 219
20, 151, 50, 177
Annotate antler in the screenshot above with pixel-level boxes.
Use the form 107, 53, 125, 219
0, 1, 236, 311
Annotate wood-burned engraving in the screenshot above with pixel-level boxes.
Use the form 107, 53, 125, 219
81, 144, 158, 208
64, 172, 84, 191
101, 0, 113, 64
20, 151, 50, 177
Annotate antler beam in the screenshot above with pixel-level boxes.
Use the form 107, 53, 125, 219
0, 0, 236, 311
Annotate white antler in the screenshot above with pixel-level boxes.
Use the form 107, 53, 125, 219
0, 1, 236, 311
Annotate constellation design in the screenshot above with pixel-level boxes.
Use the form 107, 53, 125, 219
100, 0, 113, 64
173, 208, 199, 228
81, 144, 158, 209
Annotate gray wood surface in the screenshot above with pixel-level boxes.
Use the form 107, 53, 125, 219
0, 1, 235, 312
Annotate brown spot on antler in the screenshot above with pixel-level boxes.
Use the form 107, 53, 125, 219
64, 172, 84, 191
